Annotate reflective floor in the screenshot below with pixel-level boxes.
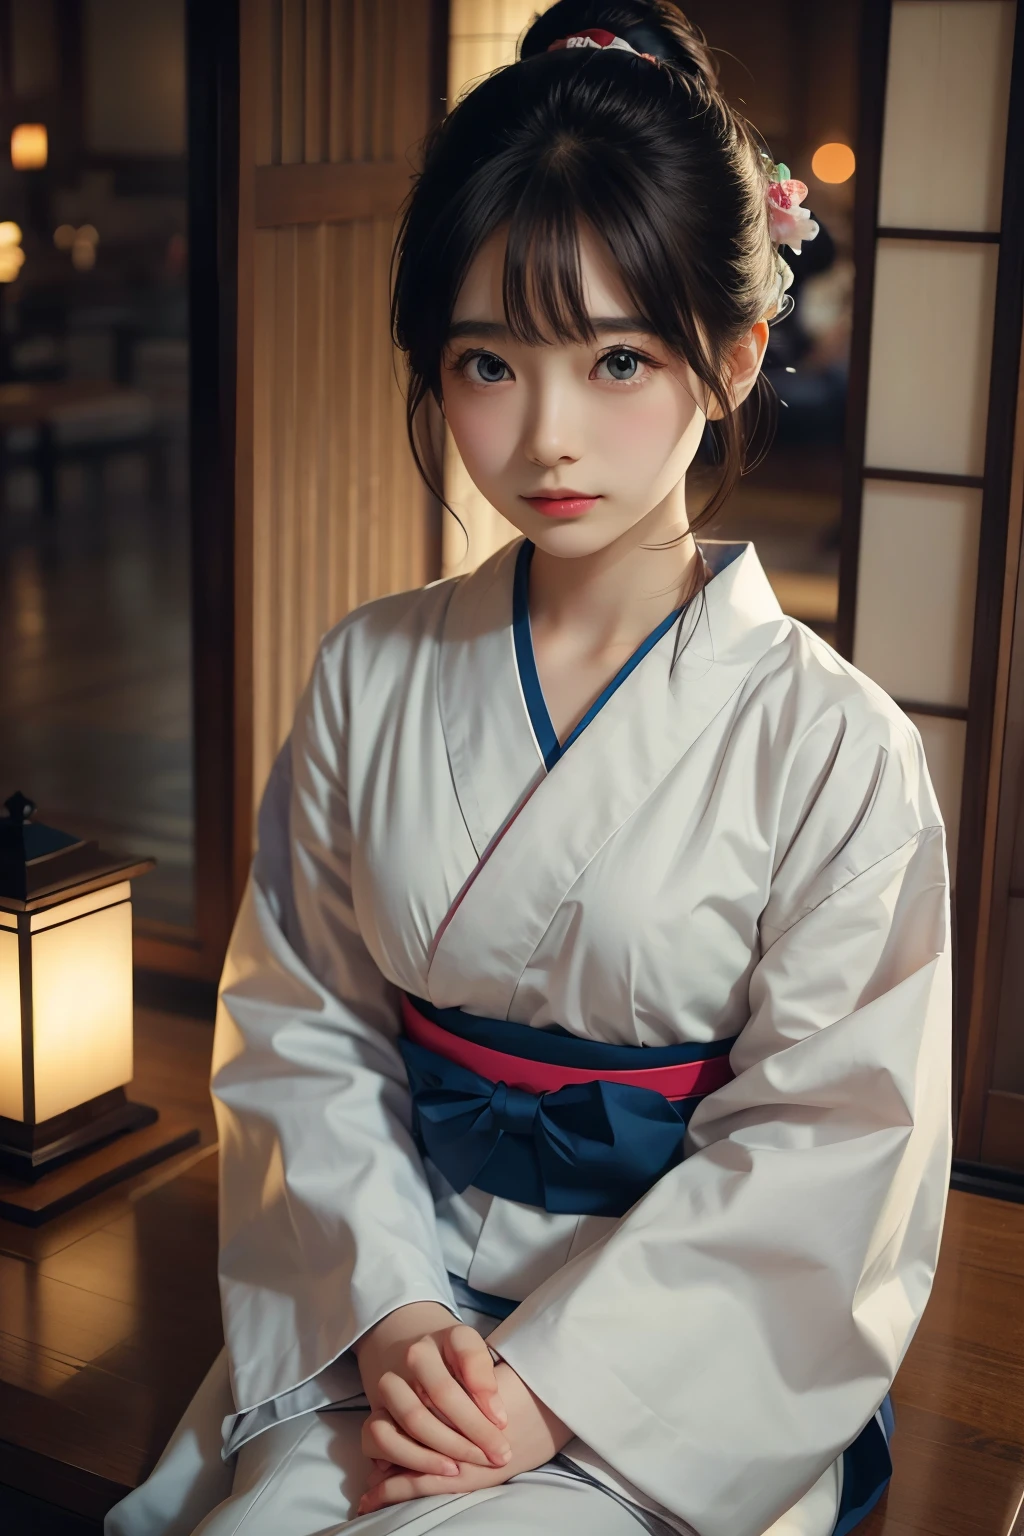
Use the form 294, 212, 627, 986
0, 447, 193, 930
0, 991, 219, 1519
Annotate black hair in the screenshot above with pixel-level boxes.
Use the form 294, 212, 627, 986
391, 0, 783, 536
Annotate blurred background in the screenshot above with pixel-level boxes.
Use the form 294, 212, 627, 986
685, 0, 858, 649
0, 0, 191, 931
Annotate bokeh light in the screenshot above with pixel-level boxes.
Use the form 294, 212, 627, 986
11, 123, 47, 170
54, 223, 100, 271
0, 246, 26, 282
0, 220, 25, 282
72, 224, 99, 271
811, 142, 856, 184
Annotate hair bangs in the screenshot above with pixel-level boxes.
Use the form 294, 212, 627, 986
507, 142, 724, 412
502, 172, 593, 348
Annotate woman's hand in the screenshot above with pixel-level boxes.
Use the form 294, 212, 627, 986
353, 1301, 511, 1479
355, 1359, 574, 1516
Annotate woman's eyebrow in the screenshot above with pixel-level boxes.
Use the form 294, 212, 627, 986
446, 316, 656, 341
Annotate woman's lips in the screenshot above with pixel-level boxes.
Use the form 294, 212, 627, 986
523, 495, 600, 519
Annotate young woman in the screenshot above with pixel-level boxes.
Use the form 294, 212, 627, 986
106, 5, 952, 1535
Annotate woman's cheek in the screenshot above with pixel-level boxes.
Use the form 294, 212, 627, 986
596, 389, 688, 484
444, 390, 517, 485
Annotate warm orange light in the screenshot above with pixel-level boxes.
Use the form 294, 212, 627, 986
811, 142, 855, 184
71, 224, 98, 271
71, 239, 96, 272
0, 246, 25, 283
30, 885, 134, 1120
11, 123, 47, 170
0, 881, 135, 1122
0, 220, 27, 279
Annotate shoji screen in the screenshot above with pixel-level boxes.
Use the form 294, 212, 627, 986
841, 0, 1023, 1148
848, 0, 1015, 876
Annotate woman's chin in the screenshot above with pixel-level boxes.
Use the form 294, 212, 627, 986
508, 507, 642, 559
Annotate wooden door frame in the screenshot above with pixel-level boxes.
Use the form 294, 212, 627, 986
134, 0, 242, 982
954, 4, 1024, 1161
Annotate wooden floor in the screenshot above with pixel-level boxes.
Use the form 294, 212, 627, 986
0, 993, 221, 1528
1, 998, 1023, 1535
0, 448, 195, 931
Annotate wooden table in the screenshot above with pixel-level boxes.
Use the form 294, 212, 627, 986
1, 1000, 1023, 1534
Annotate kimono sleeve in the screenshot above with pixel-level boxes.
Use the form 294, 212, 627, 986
485, 715, 953, 1536
210, 637, 459, 1420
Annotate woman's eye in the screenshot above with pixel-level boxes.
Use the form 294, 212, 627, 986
594, 349, 648, 383
464, 352, 510, 384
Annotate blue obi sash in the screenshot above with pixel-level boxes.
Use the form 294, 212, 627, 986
397, 993, 737, 1218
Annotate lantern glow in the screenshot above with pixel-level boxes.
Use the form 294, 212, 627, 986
0, 791, 198, 1224
29, 883, 134, 1121
0, 925, 22, 1119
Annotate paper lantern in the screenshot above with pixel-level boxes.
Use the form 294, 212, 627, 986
0, 791, 196, 1219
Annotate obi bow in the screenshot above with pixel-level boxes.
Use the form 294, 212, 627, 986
397, 1029, 724, 1218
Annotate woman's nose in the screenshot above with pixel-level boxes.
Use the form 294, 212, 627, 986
521, 384, 582, 467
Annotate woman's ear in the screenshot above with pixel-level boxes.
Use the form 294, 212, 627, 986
705, 319, 770, 421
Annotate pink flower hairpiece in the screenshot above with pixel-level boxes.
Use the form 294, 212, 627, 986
763, 159, 820, 256
547, 28, 658, 64
761, 157, 819, 321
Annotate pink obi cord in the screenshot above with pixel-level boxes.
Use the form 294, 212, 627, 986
401, 996, 734, 1102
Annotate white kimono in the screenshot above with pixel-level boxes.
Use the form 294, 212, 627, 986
157, 539, 953, 1536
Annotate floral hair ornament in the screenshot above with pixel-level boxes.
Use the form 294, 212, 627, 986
547, 28, 659, 63
762, 155, 819, 322
764, 160, 820, 254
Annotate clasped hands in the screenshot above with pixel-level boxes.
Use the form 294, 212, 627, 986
352, 1300, 572, 1517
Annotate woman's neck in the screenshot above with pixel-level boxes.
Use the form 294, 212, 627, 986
527, 492, 703, 661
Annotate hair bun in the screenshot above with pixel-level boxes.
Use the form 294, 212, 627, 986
521, 1, 719, 93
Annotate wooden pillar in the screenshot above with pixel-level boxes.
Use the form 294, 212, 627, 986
236, 0, 447, 837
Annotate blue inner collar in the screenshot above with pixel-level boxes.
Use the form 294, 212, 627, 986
512, 538, 703, 771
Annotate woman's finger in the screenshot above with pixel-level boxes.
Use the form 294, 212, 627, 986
356, 1467, 479, 1515
364, 1457, 399, 1490
443, 1325, 508, 1426
361, 1407, 461, 1478
379, 1370, 504, 1467
405, 1336, 512, 1465
356, 1468, 428, 1515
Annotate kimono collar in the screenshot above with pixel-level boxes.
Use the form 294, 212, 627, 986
430, 538, 789, 1014
438, 537, 786, 854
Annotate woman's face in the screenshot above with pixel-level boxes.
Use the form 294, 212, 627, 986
440, 223, 766, 561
